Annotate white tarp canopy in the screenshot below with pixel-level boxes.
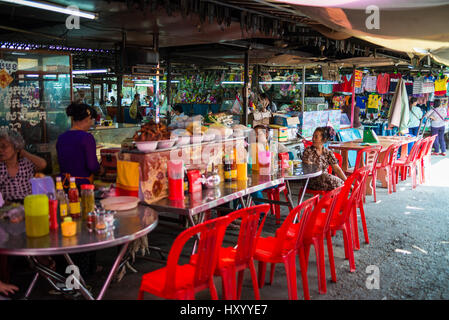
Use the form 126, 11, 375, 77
272, 0, 449, 65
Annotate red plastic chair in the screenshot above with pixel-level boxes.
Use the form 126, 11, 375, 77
137, 216, 228, 300
394, 138, 423, 189
327, 167, 368, 279
415, 138, 430, 185
345, 145, 382, 202
351, 166, 371, 251
263, 184, 291, 225
297, 185, 344, 295
253, 195, 319, 300
375, 143, 401, 194
213, 204, 271, 300
420, 135, 437, 184
297, 152, 343, 202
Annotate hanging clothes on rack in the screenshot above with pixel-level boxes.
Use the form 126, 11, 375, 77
377, 73, 391, 94
434, 75, 448, 96
422, 75, 436, 94
388, 72, 402, 93
363, 75, 377, 92
413, 76, 424, 95
367, 93, 382, 111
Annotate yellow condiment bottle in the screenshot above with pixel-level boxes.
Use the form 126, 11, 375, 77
61, 217, 77, 237
24, 194, 49, 238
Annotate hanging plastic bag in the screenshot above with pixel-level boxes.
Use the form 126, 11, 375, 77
231, 96, 242, 114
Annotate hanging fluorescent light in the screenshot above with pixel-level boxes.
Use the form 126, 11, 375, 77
160, 80, 180, 83
0, 0, 97, 19
260, 81, 293, 85
25, 74, 39, 78
135, 84, 153, 87
221, 81, 244, 85
72, 69, 108, 74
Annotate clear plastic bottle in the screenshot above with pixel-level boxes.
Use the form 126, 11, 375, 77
55, 177, 69, 219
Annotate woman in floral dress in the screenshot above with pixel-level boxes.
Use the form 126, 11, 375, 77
302, 127, 347, 191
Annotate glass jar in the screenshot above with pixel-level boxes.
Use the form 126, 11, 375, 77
81, 184, 95, 220
95, 212, 107, 234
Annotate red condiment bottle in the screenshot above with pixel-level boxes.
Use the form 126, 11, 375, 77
68, 177, 81, 219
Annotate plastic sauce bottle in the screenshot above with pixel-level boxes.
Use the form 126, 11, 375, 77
224, 155, 232, 182
68, 177, 81, 219
231, 149, 237, 181
55, 177, 69, 219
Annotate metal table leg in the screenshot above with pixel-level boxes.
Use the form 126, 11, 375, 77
96, 242, 130, 300
285, 180, 295, 209
294, 178, 310, 223
23, 272, 39, 299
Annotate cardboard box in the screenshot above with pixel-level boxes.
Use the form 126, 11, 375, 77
269, 124, 288, 142
273, 115, 300, 127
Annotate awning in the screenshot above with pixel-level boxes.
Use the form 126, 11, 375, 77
273, 0, 449, 65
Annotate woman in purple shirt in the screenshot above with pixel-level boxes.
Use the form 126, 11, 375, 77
57, 103, 104, 187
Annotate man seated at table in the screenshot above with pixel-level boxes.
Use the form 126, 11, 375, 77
302, 127, 347, 191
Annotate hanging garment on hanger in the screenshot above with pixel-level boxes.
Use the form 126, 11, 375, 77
434, 75, 448, 96
355, 75, 366, 94
376, 73, 390, 94
367, 94, 382, 110
341, 74, 353, 93
363, 75, 377, 92
388, 72, 402, 93
413, 76, 424, 95
356, 95, 368, 111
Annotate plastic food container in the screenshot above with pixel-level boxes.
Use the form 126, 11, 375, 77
157, 139, 177, 149
176, 135, 190, 146
135, 141, 158, 152
191, 135, 203, 144
61, 217, 77, 237
203, 132, 215, 142
24, 194, 49, 238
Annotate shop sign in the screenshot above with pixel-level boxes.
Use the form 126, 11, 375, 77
0, 59, 18, 74
0, 85, 43, 131
123, 75, 134, 87
354, 70, 363, 88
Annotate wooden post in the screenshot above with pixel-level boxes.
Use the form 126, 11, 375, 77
166, 55, 171, 125
243, 50, 249, 126
351, 65, 356, 128
301, 66, 306, 113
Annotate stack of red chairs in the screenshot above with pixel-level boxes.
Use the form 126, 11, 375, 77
375, 143, 401, 194
419, 135, 437, 184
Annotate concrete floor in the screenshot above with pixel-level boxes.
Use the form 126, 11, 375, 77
6, 155, 449, 300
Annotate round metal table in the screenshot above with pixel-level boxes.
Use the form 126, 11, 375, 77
0, 205, 158, 300
282, 163, 323, 207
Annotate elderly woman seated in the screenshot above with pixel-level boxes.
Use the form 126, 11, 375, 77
302, 126, 347, 191
0, 129, 47, 204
